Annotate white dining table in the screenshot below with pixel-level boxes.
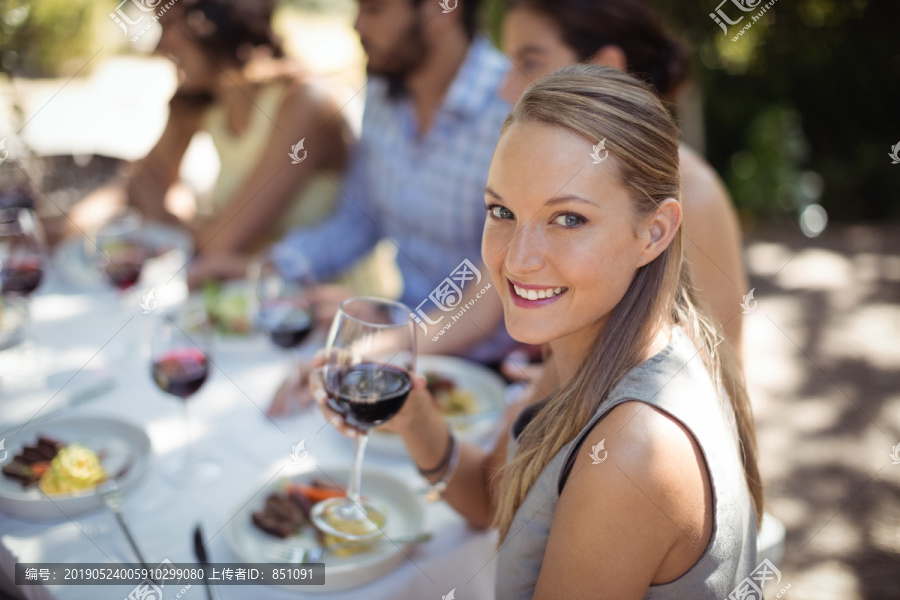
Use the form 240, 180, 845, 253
0, 261, 500, 600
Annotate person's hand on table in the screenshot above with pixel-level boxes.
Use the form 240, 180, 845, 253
306, 284, 358, 328
308, 352, 441, 439
187, 252, 252, 290
268, 358, 318, 417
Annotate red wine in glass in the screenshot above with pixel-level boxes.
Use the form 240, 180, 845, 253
259, 304, 314, 349
151, 348, 209, 399
325, 363, 411, 431
0, 255, 44, 297
100, 246, 146, 291
102, 257, 143, 290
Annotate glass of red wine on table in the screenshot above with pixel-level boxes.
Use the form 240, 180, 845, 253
250, 255, 316, 406
149, 301, 220, 484
311, 297, 416, 541
93, 208, 148, 297
0, 207, 48, 351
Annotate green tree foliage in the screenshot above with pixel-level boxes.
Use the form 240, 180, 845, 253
0, 0, 96, 76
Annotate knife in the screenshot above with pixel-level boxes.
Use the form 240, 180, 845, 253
193, 524, 220, 600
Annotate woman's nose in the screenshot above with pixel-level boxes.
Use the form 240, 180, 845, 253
504, 224, 544, 275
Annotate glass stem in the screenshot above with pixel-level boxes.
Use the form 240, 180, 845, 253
182, 400, 194, 474
347, 431, 368, 508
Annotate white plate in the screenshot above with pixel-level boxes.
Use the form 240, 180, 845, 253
0, 417, 151, 521
226, 466, 423, 592
368, 355, 506, 456
53, 223, 192, 290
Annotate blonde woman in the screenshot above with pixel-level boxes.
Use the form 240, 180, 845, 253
500, 0, 748, 358
316, 65, 761, 598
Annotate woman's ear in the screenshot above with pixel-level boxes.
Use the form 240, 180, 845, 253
637, 198, 682, 268
589, 45, 628, 72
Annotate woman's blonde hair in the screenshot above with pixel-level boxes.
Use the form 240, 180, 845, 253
492, 64, 763, 542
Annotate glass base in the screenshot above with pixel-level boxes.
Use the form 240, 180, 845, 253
159, 454, 221, 486
311, 498, 386, 541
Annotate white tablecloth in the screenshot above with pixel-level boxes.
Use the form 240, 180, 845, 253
0, 269, 500, 600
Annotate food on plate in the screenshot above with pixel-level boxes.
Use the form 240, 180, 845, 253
1, 436, 64, 487
202, 280, 250, 335
2, 438, 107, 495
252, 478, 342, 539
252, 479, 384, 557
425, 372, 477, 417
38, 444, 107, 494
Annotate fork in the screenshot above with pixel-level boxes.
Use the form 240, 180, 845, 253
98, 480, 153, 573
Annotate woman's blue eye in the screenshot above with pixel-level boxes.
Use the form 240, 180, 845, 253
554, 214, 584, 228
489, 205, 513, 219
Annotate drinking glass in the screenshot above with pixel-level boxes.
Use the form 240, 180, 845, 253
149, 301, 220, 484
94, 208, 147, 294
0, 207, 47, 351
311, 297, 416, 540
250, 254, 316, 385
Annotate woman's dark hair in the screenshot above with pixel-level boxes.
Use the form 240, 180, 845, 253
506, 0, 690, 99
177, 0, 284, 65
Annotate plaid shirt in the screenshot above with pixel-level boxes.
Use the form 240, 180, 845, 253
273, 36, 514, 362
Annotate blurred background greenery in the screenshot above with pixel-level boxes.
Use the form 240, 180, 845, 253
1, 0, 897, 223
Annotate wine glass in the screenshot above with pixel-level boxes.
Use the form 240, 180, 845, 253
311, 297, 416, 540
250, 254, 316, 402
0, 207, 48, 351
149, 301, 220, 484
94, 208, 147, 293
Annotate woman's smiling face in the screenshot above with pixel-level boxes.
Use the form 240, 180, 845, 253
482, 120, 658, 352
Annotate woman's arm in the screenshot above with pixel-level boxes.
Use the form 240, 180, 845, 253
195, 81, 351, 254
312, 355, 559, 528
679, 148, 748, 361
532, 401, 713, 599
126, 94, 205, 223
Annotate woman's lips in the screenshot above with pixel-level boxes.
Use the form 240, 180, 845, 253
508, 279, 568, 308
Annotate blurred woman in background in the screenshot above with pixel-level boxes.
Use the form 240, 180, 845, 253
499, 0, 749, 358
74, 0, 355, 286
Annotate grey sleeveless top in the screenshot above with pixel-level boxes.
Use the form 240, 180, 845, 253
496, 326, 758, 599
